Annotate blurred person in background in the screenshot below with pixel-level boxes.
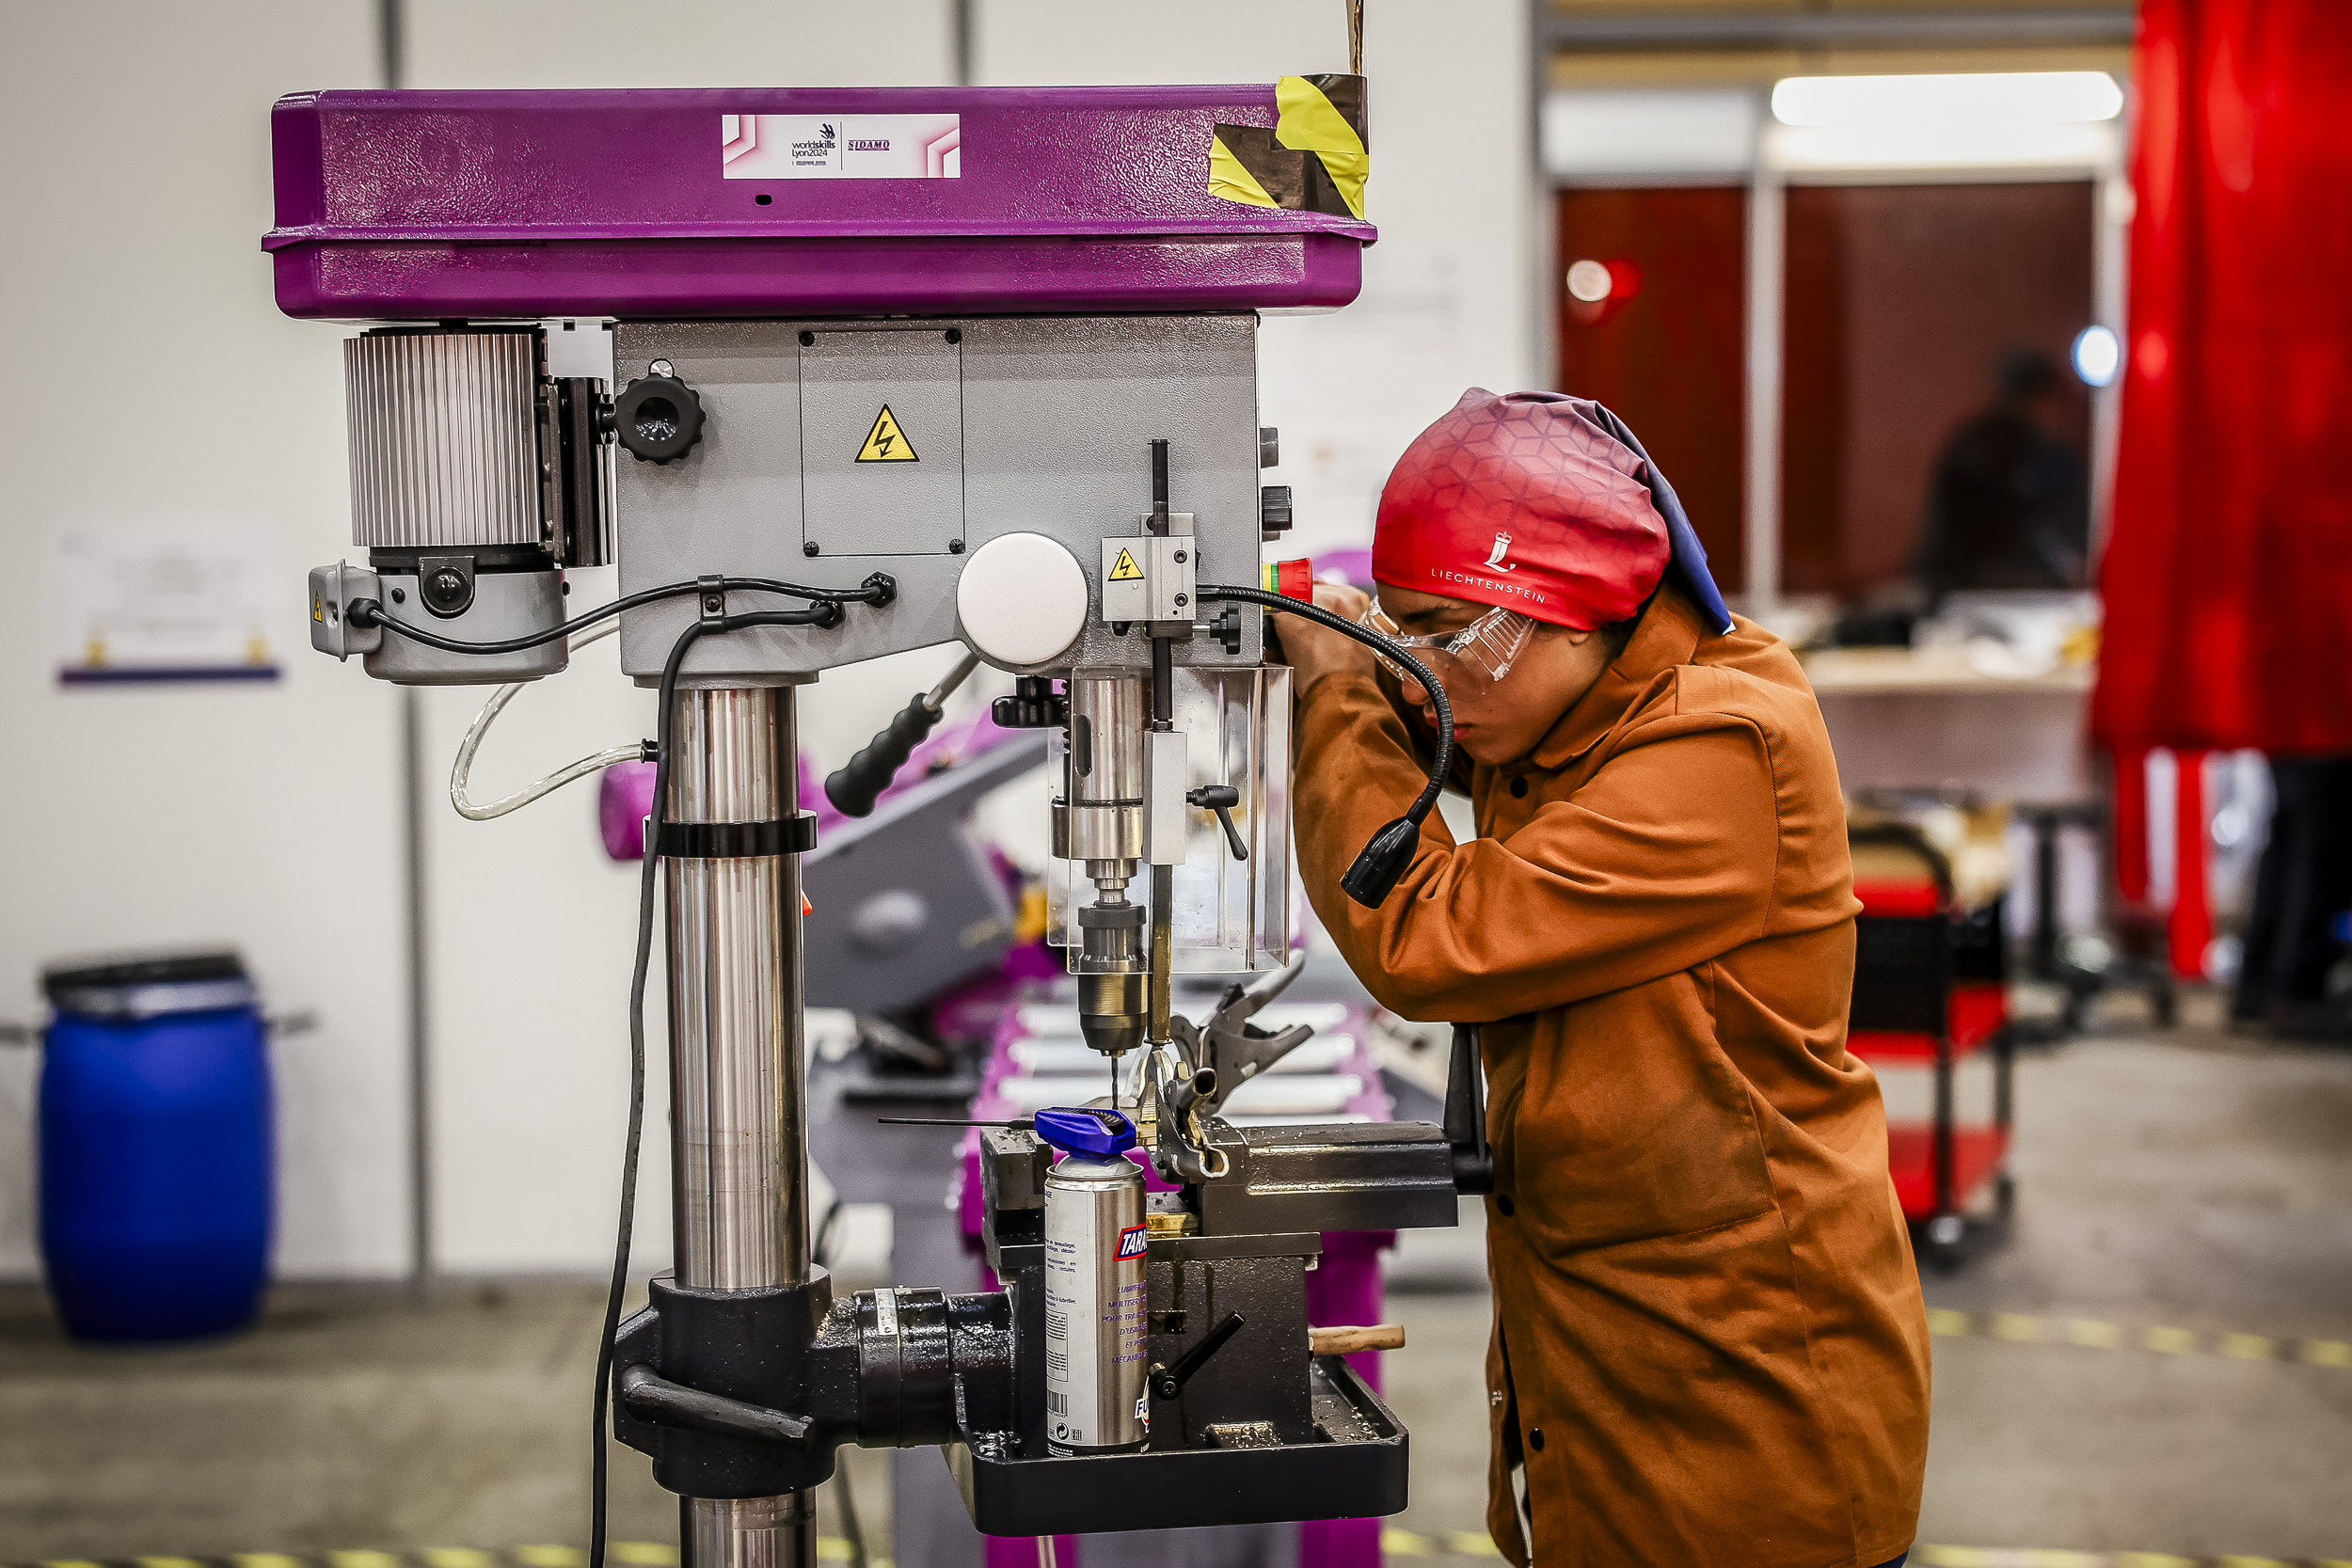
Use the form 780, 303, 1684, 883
2233, 755, 2352, 1038
1915, 346, 2090, 606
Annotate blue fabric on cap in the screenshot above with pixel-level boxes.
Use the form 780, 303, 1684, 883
1581, 402, 1737, 636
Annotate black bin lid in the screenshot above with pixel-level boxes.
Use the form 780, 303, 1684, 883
41, 950, 254, 1020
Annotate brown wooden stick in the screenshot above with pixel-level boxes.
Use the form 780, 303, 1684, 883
1309, 1323, 1406, 1354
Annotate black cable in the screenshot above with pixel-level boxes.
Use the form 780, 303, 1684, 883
1198, 584, 1454, 820
589, 600, 843, 1568
353, 574, 889, 658
1197, 584, 1456, 909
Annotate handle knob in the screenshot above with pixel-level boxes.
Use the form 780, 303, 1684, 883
1185, 784, 1248, 862
610, 372, 707, 466
825, 693, 943, 818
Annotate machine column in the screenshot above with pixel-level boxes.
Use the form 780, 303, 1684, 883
664, 683, 814, 1568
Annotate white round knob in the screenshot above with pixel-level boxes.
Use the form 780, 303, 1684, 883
956, 532, 1089, 667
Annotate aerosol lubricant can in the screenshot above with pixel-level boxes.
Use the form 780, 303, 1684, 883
1035, 1107, 1149, 1454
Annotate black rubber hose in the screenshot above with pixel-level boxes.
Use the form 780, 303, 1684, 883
1198, 584, 1454, 908
352, 573, 890, 657
589, 600, 843, 1568
825, 693, 946, 818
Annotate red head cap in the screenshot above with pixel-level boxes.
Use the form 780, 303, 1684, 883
1371, 389, 1670, 630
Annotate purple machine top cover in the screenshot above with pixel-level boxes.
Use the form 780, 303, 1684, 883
264, 87, 1375, 321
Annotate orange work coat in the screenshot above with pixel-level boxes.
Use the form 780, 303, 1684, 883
1294, 588, 1931, 1568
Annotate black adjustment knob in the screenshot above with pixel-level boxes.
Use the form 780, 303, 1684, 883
611, 372, 707, 465
417, 554, 476, 619
1261, 484, 1294, 533
1186, 784, 1248, 861
991, 675, 1068, 729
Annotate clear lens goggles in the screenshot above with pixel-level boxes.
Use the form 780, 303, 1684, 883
1359, 595, 1539, 687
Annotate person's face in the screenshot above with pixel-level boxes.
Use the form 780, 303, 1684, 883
1375, 586, 1617, 768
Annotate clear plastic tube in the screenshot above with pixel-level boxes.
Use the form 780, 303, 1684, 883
450, 621, 642, 821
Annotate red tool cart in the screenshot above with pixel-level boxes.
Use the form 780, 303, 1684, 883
1847, 825, 2016, 1269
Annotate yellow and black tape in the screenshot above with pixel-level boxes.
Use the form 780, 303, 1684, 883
1926, 1307, 2352, 1369
1210, 74, 1368, 221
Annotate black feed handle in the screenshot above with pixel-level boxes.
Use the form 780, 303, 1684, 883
1444, 1024, 1494, 1196
1187, 784, 1248, 861
825, 693, 943, 819
1152, 1311, 1247, 1401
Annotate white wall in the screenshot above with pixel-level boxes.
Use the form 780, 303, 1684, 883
1, 0, 1533, 1281
978, 0, 1538, 560
0, 0, 402, 1277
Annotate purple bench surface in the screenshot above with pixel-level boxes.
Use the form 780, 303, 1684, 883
265, 87, 1375, 320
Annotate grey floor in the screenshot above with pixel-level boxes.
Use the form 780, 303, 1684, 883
3, 995, 2348, 1563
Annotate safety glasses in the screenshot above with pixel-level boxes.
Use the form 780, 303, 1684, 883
1359, 594, 1539, 686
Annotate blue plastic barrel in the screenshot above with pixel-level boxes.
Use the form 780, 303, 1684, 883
38, 952, 274, 1341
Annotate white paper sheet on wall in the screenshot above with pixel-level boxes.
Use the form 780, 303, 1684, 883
46, 519, 284, 686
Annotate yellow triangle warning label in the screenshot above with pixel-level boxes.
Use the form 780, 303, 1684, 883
855, 404, 919, 463
312, 592, 326, 624
1108, 547, 1144, 581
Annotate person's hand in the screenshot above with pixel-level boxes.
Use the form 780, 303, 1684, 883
1276, 581, 1375, 695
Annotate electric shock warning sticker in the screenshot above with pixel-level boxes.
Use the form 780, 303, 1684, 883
855, 406, 918, 463
723, 114, 961, 180
1107, 547, 1144, 580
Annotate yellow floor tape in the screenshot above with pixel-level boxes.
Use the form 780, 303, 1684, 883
1926, 1307, 2352, 1370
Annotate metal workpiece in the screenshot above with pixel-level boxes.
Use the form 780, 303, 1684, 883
685, 1493, 815, 1568
1188, 1119, 1464, 1238
612, 316, 1265, 683
344, 327, 544, 552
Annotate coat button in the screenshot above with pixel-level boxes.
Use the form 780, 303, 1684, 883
1496, 1195, 1515, 1217
1510, 776, 1529, 798
1528, 1427, 1545, 1451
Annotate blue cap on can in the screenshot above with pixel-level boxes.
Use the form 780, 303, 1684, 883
1034, 1106, 1139, 1157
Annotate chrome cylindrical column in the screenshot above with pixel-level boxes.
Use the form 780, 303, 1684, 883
663, 684, 813, 1568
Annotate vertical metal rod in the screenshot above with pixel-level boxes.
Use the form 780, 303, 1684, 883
402, 686, 432, 1306
666, 684, 814, 1568
951, 0, 976, 87
2088, 159, 2130, 563
378, 0, 430, 1315
1742, 156, 1786, 614
377, 0, 404, 91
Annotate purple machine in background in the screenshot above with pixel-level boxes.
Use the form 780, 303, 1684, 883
274, 76, 1486, 1568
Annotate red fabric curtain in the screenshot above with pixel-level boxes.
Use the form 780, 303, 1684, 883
2093, 0, 2352, 757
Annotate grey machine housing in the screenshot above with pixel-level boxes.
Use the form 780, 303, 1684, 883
611, 314, 1268, 685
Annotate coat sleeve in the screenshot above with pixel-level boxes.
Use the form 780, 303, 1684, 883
1293, 671, 1781, 1021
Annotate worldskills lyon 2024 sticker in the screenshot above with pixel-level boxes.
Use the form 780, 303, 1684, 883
723, 114, 962, 180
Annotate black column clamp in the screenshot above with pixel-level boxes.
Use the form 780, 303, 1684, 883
655, 812, 820, 859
